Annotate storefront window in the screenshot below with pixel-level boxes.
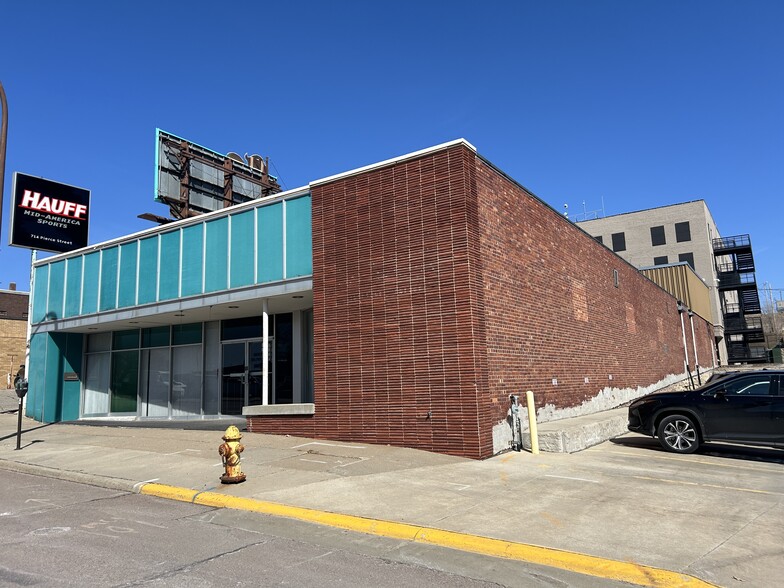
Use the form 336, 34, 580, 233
84, 351, 109, 415
83, 325, 204, 418
110, 350, 139, 412
142, 326, 170, 348
171, 344, 202, 416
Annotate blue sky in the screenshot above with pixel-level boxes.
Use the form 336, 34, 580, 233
1, 1, 782, 297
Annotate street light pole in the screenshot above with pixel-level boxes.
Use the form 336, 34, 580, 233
0, 80, 7, 242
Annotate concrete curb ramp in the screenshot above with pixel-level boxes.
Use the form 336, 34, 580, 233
139, 482, 717, 588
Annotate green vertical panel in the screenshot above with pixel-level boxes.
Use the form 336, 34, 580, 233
181, 224, 204, 296
118, 241, 138, 308
285, 195, 313, 277
159, 231, 181, 300
205, 217, 228, 292
26, 333, 47, 421
99, 247, 119, 311
81, 252, 100, 314
32, 265, 49, 323
138, 236, 159, 304
64, 257, 83, 318
111, 351, 139, 413
46, 261, 65, 320
230, 210, 254, 287
61, 333, 84, 421
257, 202, 283, 282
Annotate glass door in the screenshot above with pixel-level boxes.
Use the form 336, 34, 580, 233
221, 339, 273, 415
248, 341, 263, 406
221, 342, 246, 415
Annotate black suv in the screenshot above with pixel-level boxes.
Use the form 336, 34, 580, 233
628, 370, 784, 453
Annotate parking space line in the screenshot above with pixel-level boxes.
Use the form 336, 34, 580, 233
632, 475, 782, 496
291, 441, 367, 450
609, 449, 784, 473
544, 475, 600, 484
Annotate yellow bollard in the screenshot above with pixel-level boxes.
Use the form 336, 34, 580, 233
526, 390, 539, 455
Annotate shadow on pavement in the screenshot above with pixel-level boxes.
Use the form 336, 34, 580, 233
611, 434, 784, 465
0, 422, 54, 442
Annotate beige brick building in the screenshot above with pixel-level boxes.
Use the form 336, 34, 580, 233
577, 201, 727, 364
0, 287, 29, 389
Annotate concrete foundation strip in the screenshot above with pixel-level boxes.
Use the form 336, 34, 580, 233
139, 482, 717, 588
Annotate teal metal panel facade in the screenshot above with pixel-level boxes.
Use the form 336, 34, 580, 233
27, 191, 312, 425
81, 252, 100, 314
258, 202, 283, 282
286, 196, 312, 277
138, 236, 159, 304
118, 242, 138, 308
230, 210, 254, 288
30, 193, 311, 325
32, 265, 49, 323
47, 261, 65, 320
205, 217, 229, 292
26, 332, 84, 423
99, 247, 119, 311
181, 224, 204, 296
26, 334, 47, 421
59, 333, 84, 421
64, 256, 83, 318
158, 231, 181, 300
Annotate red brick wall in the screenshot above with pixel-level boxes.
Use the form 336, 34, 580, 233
248, 143, 715, 459
250, 144, 491, 458
474, 157, 715, 435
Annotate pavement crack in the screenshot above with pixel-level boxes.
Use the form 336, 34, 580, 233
113, 539, 271, 587
684, 497, 784, 575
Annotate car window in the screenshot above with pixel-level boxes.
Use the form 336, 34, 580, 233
723, 375, 773, 396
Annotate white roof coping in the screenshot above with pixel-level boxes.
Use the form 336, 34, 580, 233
310, 139, 477, 187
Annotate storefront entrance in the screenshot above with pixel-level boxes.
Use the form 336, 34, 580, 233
221, 339, 272, 415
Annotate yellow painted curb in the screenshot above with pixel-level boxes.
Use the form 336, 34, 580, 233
139, 483, 717, 588
139, 483, 199, 503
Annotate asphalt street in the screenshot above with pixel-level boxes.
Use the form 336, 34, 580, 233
1, 470, 505, 587
1, 393, 782, 587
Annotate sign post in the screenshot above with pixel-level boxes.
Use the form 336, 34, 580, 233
9, 174, 90, 442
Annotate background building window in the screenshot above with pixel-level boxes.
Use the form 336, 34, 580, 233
594, 235, 603, 245
654, 256, 669, 265
675, 221, 691, 242
650, 225, 666, 246
611, 232, 626, 252
679, 252, 695, 270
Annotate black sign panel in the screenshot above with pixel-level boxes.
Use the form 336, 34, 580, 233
9, 173, 90, 253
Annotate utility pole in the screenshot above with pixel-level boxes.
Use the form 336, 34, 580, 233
0, 80, 7, 243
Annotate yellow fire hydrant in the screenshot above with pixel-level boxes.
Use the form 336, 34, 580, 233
218, 425, 246, 484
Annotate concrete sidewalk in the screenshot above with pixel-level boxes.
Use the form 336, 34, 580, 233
6, 394, 770, 588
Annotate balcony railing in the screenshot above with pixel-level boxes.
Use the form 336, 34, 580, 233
724, 316, 763, 332
713, 234, 751, 252
716, 270, 756, 286
727, 346, 769, 363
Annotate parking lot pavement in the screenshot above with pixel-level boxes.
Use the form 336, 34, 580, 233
1, 413, 782, 587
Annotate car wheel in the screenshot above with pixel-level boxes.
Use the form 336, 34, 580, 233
657, 414, 700, 454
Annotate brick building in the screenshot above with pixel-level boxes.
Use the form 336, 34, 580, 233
24, 140, 714, 458
0, 285, 29, 389
577, 202, 765, 365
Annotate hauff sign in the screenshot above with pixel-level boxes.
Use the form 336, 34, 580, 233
9, 173, 90, 253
